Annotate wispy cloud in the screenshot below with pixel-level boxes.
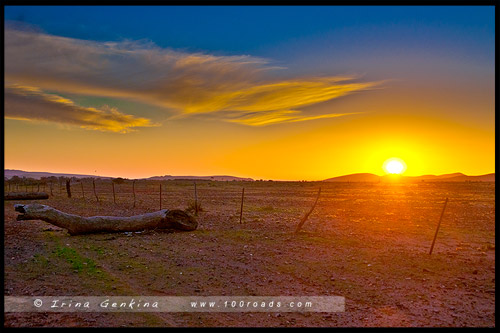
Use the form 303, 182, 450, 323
5, 85, 157, 133
227, 110, 365, 126
5, 25, 384, 127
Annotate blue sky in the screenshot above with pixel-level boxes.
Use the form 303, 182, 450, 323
5, 6, 494, 57
5, 6, 494, 92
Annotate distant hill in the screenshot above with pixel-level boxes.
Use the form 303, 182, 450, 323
324, 172, 495, 182
406, 173, 494, 182
439, 173, 495, 182
4, 169, 253, 182
4, 169, 493, 182
409, 172, 466, 180
324, 173, 381, 182
4, 169, 112, 180
146, 175, 254, 181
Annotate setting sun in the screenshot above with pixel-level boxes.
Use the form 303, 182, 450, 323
383, 157, 407, 175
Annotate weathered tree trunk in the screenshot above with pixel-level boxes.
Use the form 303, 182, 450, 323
5, 192, 49, 201
14, 204, 197, 235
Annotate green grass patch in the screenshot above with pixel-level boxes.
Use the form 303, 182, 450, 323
86, 244, 106, 256
32, 253, 50, 268
54, 245, 101, 275
253, 205, 275, 212
221, 229, 256, 242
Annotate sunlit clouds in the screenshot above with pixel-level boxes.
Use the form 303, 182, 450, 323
179, 77, 380, 114
227, 110, 365, 126
5, 84, 157, 133
5, 26, 382, 130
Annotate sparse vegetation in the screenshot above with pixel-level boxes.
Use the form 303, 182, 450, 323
185, 200, 203, 214
112, 177, 126, 184
4, 180, 495, 327
54, 245, 101, 275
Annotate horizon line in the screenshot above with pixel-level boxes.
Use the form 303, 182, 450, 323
4, 168, 495, 182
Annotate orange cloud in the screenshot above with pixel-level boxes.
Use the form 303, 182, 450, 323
227, 110, 365, 126
5, 84, 157, 133
5, 26, 383, 126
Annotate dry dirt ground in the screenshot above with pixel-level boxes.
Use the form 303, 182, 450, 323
3, 180, 495, 327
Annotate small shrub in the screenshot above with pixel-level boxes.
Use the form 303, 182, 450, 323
185, 200, 203, 215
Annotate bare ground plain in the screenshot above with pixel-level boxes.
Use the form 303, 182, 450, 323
3, 180, 495, 327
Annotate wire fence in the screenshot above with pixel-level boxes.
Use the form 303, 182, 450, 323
4, 178, 326, 228
4, 178, 495, 243
4, 178, 264, 215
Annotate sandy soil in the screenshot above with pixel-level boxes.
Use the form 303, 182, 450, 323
3, 181, 495, 327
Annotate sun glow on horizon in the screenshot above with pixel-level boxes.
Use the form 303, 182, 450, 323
383, 157, 407, 175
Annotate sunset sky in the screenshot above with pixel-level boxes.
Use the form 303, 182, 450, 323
4, 6, 495, 180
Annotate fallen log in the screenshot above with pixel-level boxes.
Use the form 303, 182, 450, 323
5, 192, 49, 201
14, 204, 197, 235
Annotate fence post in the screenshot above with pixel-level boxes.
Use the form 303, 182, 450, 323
81, 181, 85, 199
194, 182, 198, 215
295, 187, 322, 234
429, 198, 449, 255
132, 180, 136, 208
112, 181, 116, 204
66, 179, 72, 198
93, 178, 99, 202
239, 188, 245, 224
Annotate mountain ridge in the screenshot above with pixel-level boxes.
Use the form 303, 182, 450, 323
147, 175, 254, 181
3, 169, 495, 182
324, 172, 495, 182
4, 169, 113, 180
3, 169, 254, 181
